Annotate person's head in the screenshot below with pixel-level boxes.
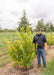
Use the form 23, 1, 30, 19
37, 29, 41, 35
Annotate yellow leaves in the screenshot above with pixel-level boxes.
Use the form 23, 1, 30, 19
26, 26, 30, 31
16, 31, 23, 41
15, 40, 17, 43
16, 31, 20, 36
8, 46, 10, 48
47, 34, 54, 45
20, 27, 24, 32
5, 38, 10, 44
10, 41, 13, 44
24, 67, 26, 69
0, 61, 1, 63
26, 26, 31, 35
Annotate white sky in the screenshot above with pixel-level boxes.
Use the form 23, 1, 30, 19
0, 0, 54, 29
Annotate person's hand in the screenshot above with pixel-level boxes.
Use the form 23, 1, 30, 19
45, 47, 48, 55
45, 47, 47, 51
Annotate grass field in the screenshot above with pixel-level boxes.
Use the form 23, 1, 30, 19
42, 59, 54, 75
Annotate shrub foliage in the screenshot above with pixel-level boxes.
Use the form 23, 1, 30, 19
5, 26, 36, 69
47, 34, 54, 46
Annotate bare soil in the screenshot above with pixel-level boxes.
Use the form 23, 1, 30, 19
0, 46, 54, 75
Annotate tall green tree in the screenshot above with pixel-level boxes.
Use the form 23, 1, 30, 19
17, 10, 31, 32
44, 22, 50, 32
36, 19, 54, 32
49, 22, 54, 32
36, 19, 44, 31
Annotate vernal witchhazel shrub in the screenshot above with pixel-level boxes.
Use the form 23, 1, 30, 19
5, 26, 37, 69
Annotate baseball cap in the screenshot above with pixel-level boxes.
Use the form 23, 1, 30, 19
37, 29, 41, 32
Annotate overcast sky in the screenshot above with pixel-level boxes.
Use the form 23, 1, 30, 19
0, 0, 54, 29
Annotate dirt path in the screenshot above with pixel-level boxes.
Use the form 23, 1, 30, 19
0, 46, 54, 75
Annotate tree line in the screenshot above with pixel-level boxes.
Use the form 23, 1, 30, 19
36, 19, 54, 32
17, 10, 54, 32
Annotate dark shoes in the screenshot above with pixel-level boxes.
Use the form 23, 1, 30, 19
44, 65, 46, 68
37, 64, 41, 68
37, 64, 46, 68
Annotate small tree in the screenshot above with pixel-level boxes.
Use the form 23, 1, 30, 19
5, 26, 36, 69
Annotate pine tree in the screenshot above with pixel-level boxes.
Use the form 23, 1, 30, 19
49, 22, 54, 32
17, 10, 31, 32
36, 19, 44, 31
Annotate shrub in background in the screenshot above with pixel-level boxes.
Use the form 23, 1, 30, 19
47, 34, 54, 48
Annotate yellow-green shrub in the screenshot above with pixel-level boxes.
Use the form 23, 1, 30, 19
5, 26, 36, 69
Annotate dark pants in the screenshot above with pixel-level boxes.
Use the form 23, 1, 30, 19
37, 49, 46, 66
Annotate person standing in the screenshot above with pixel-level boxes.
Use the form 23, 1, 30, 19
33, 29, 47, 68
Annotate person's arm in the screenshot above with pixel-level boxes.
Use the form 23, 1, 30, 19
43, 35, 47, 50
45, 42, 47, 50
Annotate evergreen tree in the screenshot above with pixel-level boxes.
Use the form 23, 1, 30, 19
36, 19, 54, 32
44, 22, 50, 32
36, 19, 44, 31
49, 22, 54, 32
17, 10, 31, 32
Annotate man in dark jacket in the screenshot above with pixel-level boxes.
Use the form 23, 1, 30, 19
33, 29, 47, 68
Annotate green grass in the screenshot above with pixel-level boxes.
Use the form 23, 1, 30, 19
0, 32, 18, 67
0, 50, 8, 57
0, 58, 11, 67
0, 44, 8, 49
0, 32, 19, 67
0, 32, 18, 43
42, 59, 54, 75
